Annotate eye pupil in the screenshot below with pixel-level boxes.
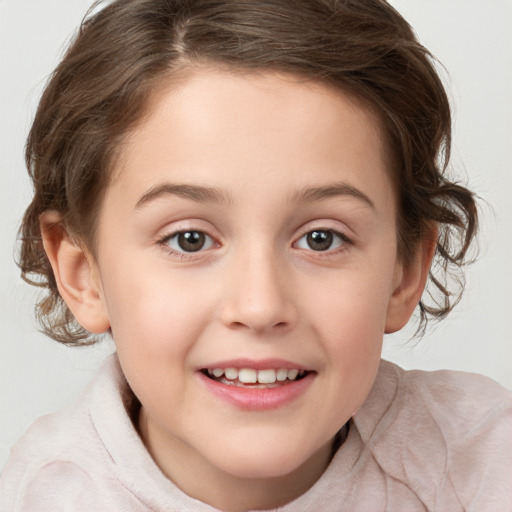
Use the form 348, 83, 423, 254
177, 231, 205, 252
307, 230, 333, 251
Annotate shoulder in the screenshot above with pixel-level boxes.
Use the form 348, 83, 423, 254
368, 361, 512, 510
402, 364, 512, 508
0, 399, 108, 510
0, 355, 136, 511
0, 459, 113, 511
395, 362, 511, 431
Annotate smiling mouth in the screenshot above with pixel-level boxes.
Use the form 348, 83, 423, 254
201, 367, 311, 388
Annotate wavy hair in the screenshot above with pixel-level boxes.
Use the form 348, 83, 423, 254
19, 0, 477, 344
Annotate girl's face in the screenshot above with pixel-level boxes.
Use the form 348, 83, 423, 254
91, 69, 408, 507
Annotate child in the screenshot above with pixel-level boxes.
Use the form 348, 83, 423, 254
1, 0, 511, 510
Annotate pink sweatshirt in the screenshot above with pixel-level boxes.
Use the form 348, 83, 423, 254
1, 355, 511, 511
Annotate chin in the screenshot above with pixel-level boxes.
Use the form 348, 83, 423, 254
210, 441, 321, 481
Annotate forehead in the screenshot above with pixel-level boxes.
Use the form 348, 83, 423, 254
107, 68, 394, 213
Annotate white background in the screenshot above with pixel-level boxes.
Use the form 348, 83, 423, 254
1, 0, 511, 470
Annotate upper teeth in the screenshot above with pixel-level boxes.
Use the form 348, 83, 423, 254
208, 368, 304, 384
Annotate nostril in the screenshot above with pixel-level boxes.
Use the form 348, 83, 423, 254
220, 295, 298, 333
227, 320, 289, 331
230, 321, 247, 329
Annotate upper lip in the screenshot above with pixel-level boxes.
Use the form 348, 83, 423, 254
198, 358, 311, 371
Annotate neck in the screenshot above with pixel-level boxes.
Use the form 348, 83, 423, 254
183, 446, 331, 511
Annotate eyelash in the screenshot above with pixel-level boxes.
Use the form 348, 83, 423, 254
157, 227, 352, 259
157, 230, 216, 258
293, 229, 351, 255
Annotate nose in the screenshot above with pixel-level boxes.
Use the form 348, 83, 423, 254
219, 247, 299, 335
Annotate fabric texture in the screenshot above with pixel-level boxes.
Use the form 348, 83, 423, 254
1, 354, 511, 511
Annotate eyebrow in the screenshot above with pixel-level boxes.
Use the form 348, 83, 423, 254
290, 182, 376, 210
134, 183, 231, 210
134, 181, 375, 211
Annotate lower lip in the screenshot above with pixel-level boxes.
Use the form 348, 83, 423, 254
198, 372, 315, 411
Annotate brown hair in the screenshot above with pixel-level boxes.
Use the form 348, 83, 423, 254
19, 0, 477, 345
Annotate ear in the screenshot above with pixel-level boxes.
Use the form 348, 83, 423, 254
40, 212, 110, 334
385, 226, 437, 333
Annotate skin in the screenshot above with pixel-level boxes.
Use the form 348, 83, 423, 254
42, 69, 433, 511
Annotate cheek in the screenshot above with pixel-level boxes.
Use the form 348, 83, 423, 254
100, 267, 216, 416
303, 257, 395, 378
100, 261, 215, 360
307, 264, 394, 335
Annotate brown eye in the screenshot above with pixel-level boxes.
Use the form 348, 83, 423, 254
307, 231, 332, 251
296, 229, 346, 252
177, 231, 205, 252
165, 230, 214, 253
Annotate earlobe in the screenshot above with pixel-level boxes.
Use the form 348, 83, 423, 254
385, 227, 437, 333
40, 212, 110, 334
